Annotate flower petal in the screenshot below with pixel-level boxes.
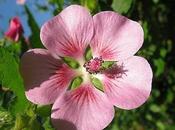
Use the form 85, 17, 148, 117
51, 85, 114, 130
20, 49, 75, 105
40, 5, 94, 59
102, 56, 152, 109
91, 11, 143, 61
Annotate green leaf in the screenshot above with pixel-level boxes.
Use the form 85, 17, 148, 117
81, 0, 97, 12
156, 121, 165, 130
13, 114, 29, 130
36, 105, 51, 117
84, 45, 93, 61
69, 76, 83, 90
145, 114, 153, 121
150, 104, 161, 113
0, 47, 29, 114
111, 0, 133, 14
160, 48, 167, 58
91, 77, 103, 91
24, 5, 44, 48
142, 21, 149, 39
4, 41, 21, 56
55, 0, 64, 11
102, 61, 115, 69
28, 116, 42, 130
43, 117, 55, 130
49, 0, 64, 15
166, 90, 174, 103
165, 125, 175, 130
62, 56, 80, 69
0, 108, 14, 129
153, 58, 165, 77
0, 39, 5, 46
13, 113, 42, 130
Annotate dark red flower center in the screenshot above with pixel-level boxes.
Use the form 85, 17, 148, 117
84, 57, 104, 74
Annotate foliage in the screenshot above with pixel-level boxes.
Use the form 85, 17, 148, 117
0, 0, 175, 130
25, 5, 44, 48
0, 45, 29, 114
112, 0, 133, 14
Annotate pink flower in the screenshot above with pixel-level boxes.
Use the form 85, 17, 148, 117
20, 5, 153, 130
5, 17, 23, 42
16, 0, 26, 5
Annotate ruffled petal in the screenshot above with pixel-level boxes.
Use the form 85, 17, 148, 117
40, 5, 94, 59
102, 56, 152, 109
20, 49, 75, 105
51, 84, 114, 130
91, 11, 143, 61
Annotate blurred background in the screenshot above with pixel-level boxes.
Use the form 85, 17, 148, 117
0, 0, 175, 130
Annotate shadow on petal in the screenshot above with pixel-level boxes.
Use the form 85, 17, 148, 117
20, 49, 76, 104
52, 118, 77, 130
103, 64, 128, 79
20, 49, 63, 91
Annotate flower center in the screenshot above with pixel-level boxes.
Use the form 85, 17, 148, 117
83, 57, 104, 74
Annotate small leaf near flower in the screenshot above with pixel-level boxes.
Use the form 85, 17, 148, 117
69, 76, 83, 90
91, 77, 104, 92
62, 56, 80, 69
102, 61, 115, 69
36, 105, 51, 117
84, 45, 93, 61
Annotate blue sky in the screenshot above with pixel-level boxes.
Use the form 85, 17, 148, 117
0, 0, 53, 38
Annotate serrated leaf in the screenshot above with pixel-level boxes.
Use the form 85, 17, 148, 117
112, 0, 133, 14
0, 47, 29, 114
24, 5, 44, 48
